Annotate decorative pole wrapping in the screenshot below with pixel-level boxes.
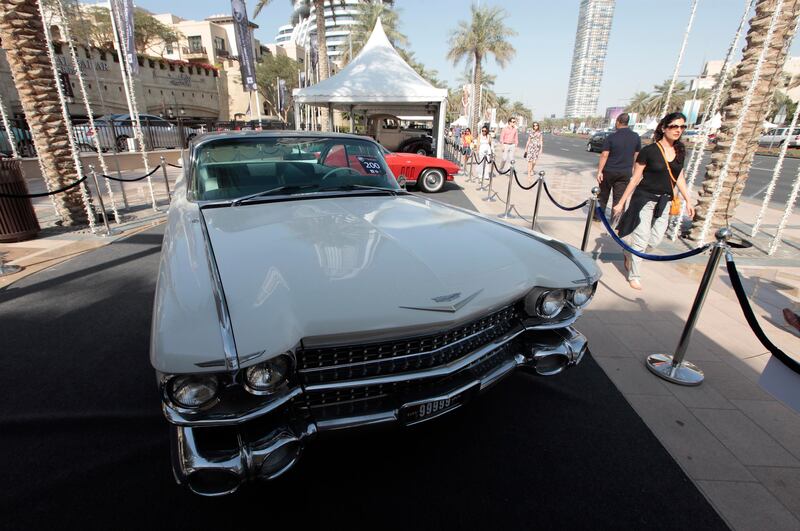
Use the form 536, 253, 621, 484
768, 157, 800, 254
0, 91, 19, 159
37, 0, 97, 233
697, 0, 785, 245
751, 16, 800, 237
55, 0, 120, 224
673, 0, 753, 241
108, 1, 157, 211
661, 0, 700, 118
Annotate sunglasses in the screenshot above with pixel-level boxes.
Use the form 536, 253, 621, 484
665, 124, 688, 131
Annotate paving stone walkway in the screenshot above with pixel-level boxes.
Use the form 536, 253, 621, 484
454, 145, 800, 531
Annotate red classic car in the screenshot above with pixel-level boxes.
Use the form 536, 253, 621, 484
382, 150, 460, 193
318, 142, 460, 193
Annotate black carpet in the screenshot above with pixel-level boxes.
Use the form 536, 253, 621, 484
0, 215, 727, 529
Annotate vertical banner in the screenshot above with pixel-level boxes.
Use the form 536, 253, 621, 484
231, 0, 257, 91
111, 0, 138, 74
279, 78, 287, 113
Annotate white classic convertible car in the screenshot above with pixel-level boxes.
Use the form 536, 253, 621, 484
151, 131, 600, 496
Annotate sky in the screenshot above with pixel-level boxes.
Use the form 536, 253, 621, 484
130, 0, 800, 120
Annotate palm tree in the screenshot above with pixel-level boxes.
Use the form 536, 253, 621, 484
340, 1, 408, 64
511, 101, 532, 123
691, 0, 800, 240
447, 3, 516, 132
648, 79, 689, 117
0, 0, 87, 225
495, 96, 512, 122
626, 91, 652, 115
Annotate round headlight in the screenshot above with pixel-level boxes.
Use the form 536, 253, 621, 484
169, 374, 219, 409
537, 289, 567, 318
570, 284, 595, 308
244, 355, 291, 395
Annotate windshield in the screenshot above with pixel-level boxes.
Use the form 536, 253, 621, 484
192, 136, 399, 201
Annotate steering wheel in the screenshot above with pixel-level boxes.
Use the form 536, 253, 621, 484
320, 166, 359, 182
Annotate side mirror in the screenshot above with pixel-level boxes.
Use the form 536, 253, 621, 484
397, 176, 407, 190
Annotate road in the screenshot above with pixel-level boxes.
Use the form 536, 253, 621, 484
0, 190, 725, 529
545, 134, 797, 206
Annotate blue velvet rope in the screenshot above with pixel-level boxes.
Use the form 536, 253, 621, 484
595, 206, 710, 261
541, 181, 589, 211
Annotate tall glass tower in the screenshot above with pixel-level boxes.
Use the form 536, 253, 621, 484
564, 0, 615, 118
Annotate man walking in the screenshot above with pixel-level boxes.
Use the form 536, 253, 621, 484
596, 113, 641, 219
499, 117, 519, 171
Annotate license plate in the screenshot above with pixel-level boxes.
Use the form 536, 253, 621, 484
400, 386, 475, 425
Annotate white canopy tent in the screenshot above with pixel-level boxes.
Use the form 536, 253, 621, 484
293, 19, 449, 157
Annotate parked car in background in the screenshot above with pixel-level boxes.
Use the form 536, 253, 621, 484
382, 146, 459, 193
153, 131, 599, 496
758, 127, 800, 148
367, 113, 432, 153
586, 130, 613, 152
72, 114, 201, 152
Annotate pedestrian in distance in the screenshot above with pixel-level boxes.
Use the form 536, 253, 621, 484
596, 113, 640, 220
612, 112, 695, 290
524, 122, 543, 177
461, 127, 473, 166
499, 117, 519, 171
477, 125, 493, 175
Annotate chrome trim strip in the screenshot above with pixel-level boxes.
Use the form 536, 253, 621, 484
304, 325, 526, 391
198, 209, 239, 372
299, 322, 503, 374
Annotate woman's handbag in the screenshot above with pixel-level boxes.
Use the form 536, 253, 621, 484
655, 142, 683, 216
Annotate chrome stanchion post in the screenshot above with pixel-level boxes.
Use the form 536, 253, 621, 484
89, 164, 114, 237
467, 150, 475, 182
159, 156, 171, 203
531, 170, 545, 231
484, 155, 497, 201
498, 160, 516, 219
479, 154, 488, 189
580, 186, 600, 252
646, 228, 731, 386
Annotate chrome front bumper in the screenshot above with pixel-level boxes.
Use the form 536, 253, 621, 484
170, 326, 588, 496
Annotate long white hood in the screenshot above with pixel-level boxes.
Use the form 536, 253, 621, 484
200, 194, 596, 365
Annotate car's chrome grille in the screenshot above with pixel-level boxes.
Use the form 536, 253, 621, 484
292, 343, 514, 419
296, 305, 519, 385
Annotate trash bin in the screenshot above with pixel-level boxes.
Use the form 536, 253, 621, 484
0, 159, 40, 242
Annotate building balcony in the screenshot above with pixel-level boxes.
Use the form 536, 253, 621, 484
182, 46, 208, 59
215, 49, 230, 59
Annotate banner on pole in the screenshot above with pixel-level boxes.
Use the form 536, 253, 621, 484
279, 78, 287, 113
231, 0, 257, 91
111, 0, 138, 74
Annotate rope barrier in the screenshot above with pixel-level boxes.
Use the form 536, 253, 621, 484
725, 255, 800, 375
513, 171, 539, 191
166, 162, 183, 169
0, 174, 89, 198
100, 165, 162, 182
541, 180, 589, 211
490, 160, 514, 175
595, 206, 711, 261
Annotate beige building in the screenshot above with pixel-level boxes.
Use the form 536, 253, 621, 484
150, 13, 270, 121
0, 45, 222, 120
692, 57, 800, 102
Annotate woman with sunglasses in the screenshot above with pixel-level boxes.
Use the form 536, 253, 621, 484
612, 112, 695, 290
475, 125, 494, 178
524, 122, 543, 177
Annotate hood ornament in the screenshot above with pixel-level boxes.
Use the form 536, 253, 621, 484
400, 289, 483, 313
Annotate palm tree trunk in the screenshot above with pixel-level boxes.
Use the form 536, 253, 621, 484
315, 0, 330, 131
472, 54, 482, 133
691, 0, 800, 239
0, 0, 87, 225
